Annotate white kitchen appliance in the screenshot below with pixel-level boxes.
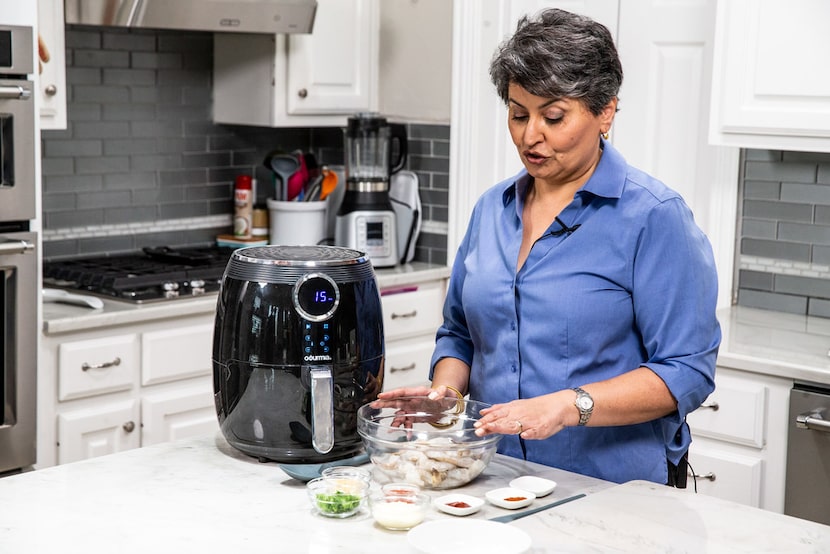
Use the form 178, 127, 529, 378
335, 113, 407, 268
389, 170, 421, 264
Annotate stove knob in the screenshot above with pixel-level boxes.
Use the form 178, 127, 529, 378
190, 279, 206, 295
162, 282, 180, 298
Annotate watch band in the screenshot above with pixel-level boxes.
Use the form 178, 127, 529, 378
573, 386, 594, 426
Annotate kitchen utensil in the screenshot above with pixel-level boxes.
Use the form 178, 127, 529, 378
487, 493, 586, 524
287, 150, 309, 200
265, 154, 300, 201
319, 167, 338, 201
335, 113, 408, 267
213, 245, 384, 463
357, 396, 501, 489
42, 288, 104, 309
279, 452, 370, 482
303, 174, 324, 202
407, 519, 532, 554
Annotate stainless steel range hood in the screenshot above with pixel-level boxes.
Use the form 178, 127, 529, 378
65, 0, 317, 34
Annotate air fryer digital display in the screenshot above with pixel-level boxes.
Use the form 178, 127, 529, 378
293, 273, 340, 321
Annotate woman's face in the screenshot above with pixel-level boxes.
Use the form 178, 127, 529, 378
507, 83, 617, 188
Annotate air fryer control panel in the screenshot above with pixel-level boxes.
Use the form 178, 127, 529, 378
293, 273, 340, 322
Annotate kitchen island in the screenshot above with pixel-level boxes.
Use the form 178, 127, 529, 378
1, 433, 828, 553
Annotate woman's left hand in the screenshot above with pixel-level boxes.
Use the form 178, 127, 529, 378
474, 391, 573, 439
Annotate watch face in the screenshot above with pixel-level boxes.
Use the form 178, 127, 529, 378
577, 396, 593, 410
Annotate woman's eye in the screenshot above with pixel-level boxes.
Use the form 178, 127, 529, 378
544, 115, 564, 124
510, 114, 528, 121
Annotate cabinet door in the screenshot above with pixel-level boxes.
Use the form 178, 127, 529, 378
285, 0, 378, 115
686, 444, 762, 508
709, 0, 830, 152
37, 0, 67, 129
141, 323, 213, 386
141, 380, 217, 446
57, 400, 141, 464
384, 336, 433, 390
58, 334, 139, 401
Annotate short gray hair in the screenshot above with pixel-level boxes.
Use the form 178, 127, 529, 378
489, 8, 623, 115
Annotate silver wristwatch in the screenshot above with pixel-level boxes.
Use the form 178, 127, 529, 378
573, 387, 594, 426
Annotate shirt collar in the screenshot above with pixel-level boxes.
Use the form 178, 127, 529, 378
501, 138, 627, 207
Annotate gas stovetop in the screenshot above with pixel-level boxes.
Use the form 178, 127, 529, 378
42, 246, 236, 304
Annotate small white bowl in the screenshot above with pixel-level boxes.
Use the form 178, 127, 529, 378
485, 487, 535, 510
433, 493, 484, 516
509, 475, 557, 498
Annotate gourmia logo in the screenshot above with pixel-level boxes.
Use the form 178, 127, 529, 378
304, 354, 332, 362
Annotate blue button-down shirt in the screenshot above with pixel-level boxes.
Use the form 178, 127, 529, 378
431, 140, 721, 484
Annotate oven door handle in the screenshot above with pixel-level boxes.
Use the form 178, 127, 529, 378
0, 239, 35, 255
0, 84, 32, 100
796, 412, 830, 433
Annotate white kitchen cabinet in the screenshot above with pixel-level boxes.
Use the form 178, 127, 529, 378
213, 0, 379, 127
686, 366, 791, 512
380, 279, 446, 391
36, 0, 67, 129
38, 313, 217, 468
57, 399, 141, 465
709, 0, 830, 153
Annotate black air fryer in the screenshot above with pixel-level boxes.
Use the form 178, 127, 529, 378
213, 245, 384, 463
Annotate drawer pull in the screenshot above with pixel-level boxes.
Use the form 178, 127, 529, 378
688, 470, 716, 481
699, 401, 719, 411
122, 421, 136, 433
81, 357, 121, 371
391, 310, 418, 320
390, 363, 416, 373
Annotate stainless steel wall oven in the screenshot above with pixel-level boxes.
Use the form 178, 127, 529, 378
0, 24, 37, 476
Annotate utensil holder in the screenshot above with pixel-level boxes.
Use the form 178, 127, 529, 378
266, 199, 328, 246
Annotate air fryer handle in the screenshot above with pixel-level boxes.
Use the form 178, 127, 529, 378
309, 366, 335, 454
389, 123, 408, 175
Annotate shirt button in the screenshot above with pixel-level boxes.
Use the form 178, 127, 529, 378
511, 365, 517, 373
510, 322, 516, 330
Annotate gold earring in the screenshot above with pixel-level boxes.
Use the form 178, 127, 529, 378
601, 131, 609, 140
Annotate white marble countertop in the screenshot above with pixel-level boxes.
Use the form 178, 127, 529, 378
1, 434, 827, 553
718, 306, 830, 385
0, 434, 610, 553
42, 262, 450, 335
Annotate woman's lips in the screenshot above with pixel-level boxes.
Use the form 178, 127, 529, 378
523, 151, 547, 165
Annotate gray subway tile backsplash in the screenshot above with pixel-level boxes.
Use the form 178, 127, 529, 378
41, 26, 450, 266
737, 149, 830, 316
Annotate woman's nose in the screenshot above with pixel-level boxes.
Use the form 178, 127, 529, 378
523, 116, 545, 145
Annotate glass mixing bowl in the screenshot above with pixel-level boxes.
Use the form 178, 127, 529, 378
357, 396, 502, 490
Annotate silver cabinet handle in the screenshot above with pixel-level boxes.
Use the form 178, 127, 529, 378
688, 470, 716, 481
391, 310, 417, 320
0, 84, 32, 99
390, 363, 416, 373
122, 421, 136, 433
699, 401, 719, 411
796, 412, 830, 433
82, 357, 121, 371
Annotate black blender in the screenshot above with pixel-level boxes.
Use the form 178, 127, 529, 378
335, 113, 407, 268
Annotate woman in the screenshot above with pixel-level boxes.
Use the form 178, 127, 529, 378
379, 8, 720, 486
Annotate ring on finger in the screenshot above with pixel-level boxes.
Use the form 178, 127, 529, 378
515, 420, 523, 435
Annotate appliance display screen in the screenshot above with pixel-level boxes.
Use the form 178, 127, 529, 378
296, 276, 338, 318
366, 221, 384, 242
0, 31, 10, 68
